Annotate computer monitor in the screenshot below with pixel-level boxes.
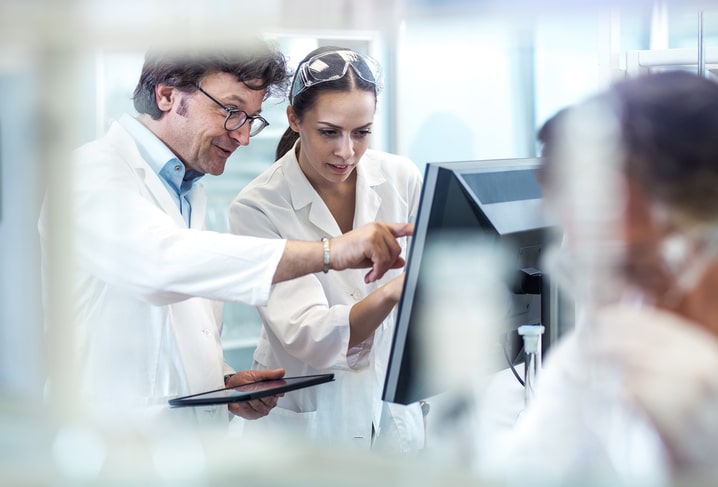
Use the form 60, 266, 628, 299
382, 158, 560, 405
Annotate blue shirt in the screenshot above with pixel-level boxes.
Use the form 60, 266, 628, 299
119, 114, 203, 226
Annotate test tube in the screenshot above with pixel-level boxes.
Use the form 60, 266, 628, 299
518, 324, 545, 406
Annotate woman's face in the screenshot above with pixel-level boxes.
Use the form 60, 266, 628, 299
289, 89, 375, 189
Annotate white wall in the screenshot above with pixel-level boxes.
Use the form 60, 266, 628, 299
397, 17, 527, 173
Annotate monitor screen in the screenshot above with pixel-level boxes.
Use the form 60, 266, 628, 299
382, 158, 560, 405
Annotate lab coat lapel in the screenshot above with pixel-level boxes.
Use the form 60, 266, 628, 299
286, 154, 342, 236
353, 157, 383, 226
138, 167, 186, 228
308, 193, 342, 236
108, 122, 186, 228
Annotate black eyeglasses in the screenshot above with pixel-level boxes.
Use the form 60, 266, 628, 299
195, 85, 269, 137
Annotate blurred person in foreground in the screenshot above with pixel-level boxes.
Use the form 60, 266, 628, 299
485, 71, 718, 485
228, 46, 425, 452
38, 40, 412, 428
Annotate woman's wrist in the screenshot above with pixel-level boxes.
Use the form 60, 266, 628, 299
321, 237, 331, 273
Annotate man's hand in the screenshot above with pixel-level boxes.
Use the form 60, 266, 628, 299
332, 222, 414, 283
272, 222, 413, 285
226, 368, 285, 420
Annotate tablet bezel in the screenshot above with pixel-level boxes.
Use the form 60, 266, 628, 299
168, 373, 335, 408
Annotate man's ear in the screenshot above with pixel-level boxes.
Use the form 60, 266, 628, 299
155, 83, 176, 113
287, 105, 300, 132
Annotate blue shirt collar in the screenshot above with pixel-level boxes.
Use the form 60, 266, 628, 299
119, 114, 203, 223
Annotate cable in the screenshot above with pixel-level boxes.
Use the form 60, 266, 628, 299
503, 339, 525, 387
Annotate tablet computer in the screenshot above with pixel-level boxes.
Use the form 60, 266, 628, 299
168, 373, 335, 408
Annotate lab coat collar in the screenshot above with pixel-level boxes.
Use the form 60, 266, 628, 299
354, 151, 383, 226
284, 152, 340, 235
108, 119, 187, 228
284, 143, 385, 234
284, 149, 315, 212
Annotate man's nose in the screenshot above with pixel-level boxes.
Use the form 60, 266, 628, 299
228, 123, 251, 146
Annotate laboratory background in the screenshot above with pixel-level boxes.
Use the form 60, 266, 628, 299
2, 0, 718, 485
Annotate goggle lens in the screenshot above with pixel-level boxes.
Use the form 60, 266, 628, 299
290, 50, 383, 102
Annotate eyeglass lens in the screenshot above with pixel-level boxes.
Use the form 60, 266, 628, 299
225, 111, 248, 131
225, 111, 267, 136
291, 51, 382, 103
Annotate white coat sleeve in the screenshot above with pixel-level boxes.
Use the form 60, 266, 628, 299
228, 193, 361, 371
70, 145, 285, 307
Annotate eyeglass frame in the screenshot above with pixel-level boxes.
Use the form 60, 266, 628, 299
289, 50, 383, 104
195, 85, 269, 137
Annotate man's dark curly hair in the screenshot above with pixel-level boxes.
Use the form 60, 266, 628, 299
133, 38, 291, 119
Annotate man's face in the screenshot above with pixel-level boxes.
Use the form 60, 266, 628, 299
159, 71, 266, 176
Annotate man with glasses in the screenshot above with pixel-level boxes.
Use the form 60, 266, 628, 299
39, 41, 412, 426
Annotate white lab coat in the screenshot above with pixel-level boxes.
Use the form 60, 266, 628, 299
38, 117, 285, 425
228, 145, 426, 451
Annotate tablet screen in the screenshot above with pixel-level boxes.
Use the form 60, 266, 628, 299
168, 373, 335, 407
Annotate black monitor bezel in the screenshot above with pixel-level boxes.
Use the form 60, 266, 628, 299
382, 158, 552, 405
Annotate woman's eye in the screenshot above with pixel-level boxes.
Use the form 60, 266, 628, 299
319, 129, 337, 137
356, 130, 372, 137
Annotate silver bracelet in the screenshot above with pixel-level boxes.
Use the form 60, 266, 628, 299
321, 237, 330, 273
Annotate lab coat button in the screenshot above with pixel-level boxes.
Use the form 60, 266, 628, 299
350, 290, 362, 300
201, 328, 212, 337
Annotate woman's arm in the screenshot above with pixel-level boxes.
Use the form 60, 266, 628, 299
348, 273, 404, 347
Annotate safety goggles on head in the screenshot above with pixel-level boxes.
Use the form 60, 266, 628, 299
290, 50, 384, 103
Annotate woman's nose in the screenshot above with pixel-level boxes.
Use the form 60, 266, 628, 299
335, 135, 354, 160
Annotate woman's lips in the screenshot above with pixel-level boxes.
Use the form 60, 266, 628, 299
328, 162, 352, 173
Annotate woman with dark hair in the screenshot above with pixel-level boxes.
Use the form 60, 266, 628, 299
228, 47, 425, 452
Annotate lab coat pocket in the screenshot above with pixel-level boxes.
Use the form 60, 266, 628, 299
241, 405, 319, 442
267, 405, 319, 439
